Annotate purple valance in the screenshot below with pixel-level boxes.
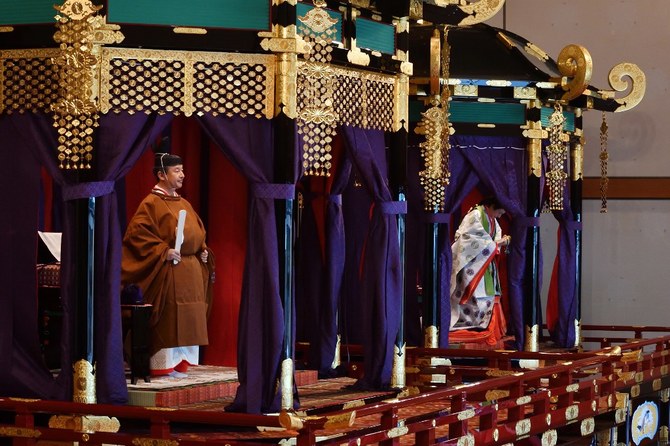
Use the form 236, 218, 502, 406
62, 181, 115, 201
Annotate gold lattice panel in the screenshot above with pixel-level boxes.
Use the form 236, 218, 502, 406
193, 61, 273, 118
100, 48, 275, 118
0, 49, 61, 114
333, 73, 362, 127
332, 67, 395, 131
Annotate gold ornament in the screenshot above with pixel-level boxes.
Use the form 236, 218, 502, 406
416, 26, 453, 212
52, 0, 102, 169
545, 103, 568, 211
296, 4, 339, 177
599, 112, 609, 213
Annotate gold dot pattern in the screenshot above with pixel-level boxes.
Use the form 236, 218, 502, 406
192, 62, 270, 118
1, 57, 60, 113
108, 58, 185, 115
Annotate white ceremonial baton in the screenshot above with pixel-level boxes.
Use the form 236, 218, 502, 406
174, 209, 186, 265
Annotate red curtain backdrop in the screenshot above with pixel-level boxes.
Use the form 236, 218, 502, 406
39, 168, 54, 231
124, 116, 248, 366
204, 139, 247, 366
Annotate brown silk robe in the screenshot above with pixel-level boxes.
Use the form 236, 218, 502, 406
122, 192, 212, 354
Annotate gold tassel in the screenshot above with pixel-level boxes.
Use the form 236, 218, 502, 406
546, 102, 568, 210
416, 26, 453, 212
599, 112, 609, 213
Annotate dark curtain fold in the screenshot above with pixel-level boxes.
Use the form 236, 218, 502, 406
341, 126, 402, 389
1, 112, 170, 403
196, 115, 297, 414
0, 114, 60, 399
448, 135, 530, 350
547, 187, 579, 347
340, 168, 373, 346
403, 147, 427, 346
296, 137, 352, 376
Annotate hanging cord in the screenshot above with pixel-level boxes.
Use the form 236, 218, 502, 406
599, 112, 609, 213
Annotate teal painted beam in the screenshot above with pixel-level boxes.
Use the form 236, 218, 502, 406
107, 0, 271, 30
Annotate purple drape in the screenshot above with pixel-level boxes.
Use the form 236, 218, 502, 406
448, 135, 529, 350
296, 155, 352, 376
341, 126, 403, 389
1, 112, 170, 403
549, 186, 580, 347
196, 115, 297, 414
0, 115, 59, 398
341, 169, 373, 346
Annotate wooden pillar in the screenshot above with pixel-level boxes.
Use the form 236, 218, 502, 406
390, 12, 410, 387
269, 0, 299, 411
522, 100, 544, 352
422, 28, 443, 350
72, 186, 97, 403
570, 109, 584, 348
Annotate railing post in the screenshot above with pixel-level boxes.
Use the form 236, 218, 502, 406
449, 391, 468, 438
380, 406, 400, 446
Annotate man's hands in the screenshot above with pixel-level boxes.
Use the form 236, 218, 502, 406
167, 248, 182, 263
166, 249, 208, 263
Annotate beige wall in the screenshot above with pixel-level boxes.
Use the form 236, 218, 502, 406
485, 2, 670, 325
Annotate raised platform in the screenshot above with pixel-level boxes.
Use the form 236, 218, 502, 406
127, 365, 318, 407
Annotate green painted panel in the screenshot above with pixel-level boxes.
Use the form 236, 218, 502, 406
409, 99, 424, 123
107, 0, 271, 30
541, 107, 575, 132
356, 18, 395, 55
0, 0, 55, 25
296, 4, 342, 42
450, 102, 526, 125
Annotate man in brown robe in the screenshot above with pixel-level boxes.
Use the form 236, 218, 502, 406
122, 152, 213, 377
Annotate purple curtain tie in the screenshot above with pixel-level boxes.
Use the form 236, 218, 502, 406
379, 200, 407, 215
565, 221, 583, 231
62, 181, 115, 201
423, 212, 451, 224
516, 216, 541, 227
251, 183, 295, 200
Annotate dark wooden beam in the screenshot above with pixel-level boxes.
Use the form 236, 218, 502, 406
583, 177, 670, 200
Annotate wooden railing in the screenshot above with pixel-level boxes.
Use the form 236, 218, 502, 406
1, 331, 669, 445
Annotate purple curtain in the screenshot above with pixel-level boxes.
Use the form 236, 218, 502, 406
1, 112, 170, 403
341, 126, 403, 389
0, 115, 60, 398
296, 155, 352, 376
340, 169, 373, 346
448, 135, 530, 350
549, 185, 580, 347
196, 115, 298, 414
